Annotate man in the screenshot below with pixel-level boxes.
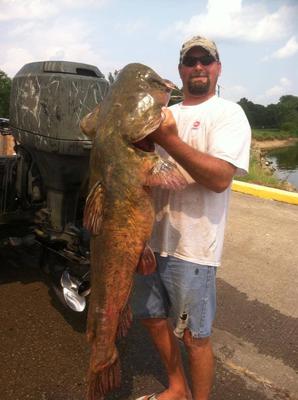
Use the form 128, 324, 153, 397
133, 35, 251, 400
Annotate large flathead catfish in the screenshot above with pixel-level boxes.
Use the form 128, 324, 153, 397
81, 63, 186, 399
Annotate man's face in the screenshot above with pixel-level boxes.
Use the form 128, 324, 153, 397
179, 47, 221, 98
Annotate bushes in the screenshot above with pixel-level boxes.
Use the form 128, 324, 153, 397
280, 122, 298, 136
252, 129, 295, 141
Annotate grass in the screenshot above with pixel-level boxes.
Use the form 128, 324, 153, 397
252, 128, 298, 141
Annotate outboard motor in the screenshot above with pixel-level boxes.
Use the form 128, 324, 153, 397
8, 61, 109, 311
10, 61, 108, 235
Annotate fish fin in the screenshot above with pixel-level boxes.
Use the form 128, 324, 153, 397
136, 244, 156, 275
80, 104, 101, 139
145, 159, 188, 190
117, 303, 132, 339
84, 181, 104, 235
87, 351, 120, 400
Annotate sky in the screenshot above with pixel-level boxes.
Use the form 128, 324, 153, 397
1, 0, 298, 106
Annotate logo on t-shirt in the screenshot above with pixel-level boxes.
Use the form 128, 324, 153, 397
192, 120, 200, 129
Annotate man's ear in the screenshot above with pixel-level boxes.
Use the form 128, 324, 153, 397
178, 64, 182, 79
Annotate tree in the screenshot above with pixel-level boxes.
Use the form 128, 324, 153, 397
237, 96, 298, 130
0, 70, 11, 118
238, 98, 257, 127
266, 103, 280, 128
277, 95, 298, 132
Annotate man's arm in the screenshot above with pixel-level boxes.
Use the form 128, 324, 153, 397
150, 108, 236, 193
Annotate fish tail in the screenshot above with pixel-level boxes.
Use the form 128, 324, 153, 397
117, 303, 132, 339
87, 352, 121, 400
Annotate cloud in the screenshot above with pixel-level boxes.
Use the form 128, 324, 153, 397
0, 17, 111, 77
256, 77, 292, 104
9, 22, 38, 36
221, 83, 248, 102
272, 36, 298, 59
0, 0, 142, 78
0, 0, 107, 21
59, 0, 107, 7
0, 0, 58, 21
0, 47, 33, 75
113, 20, 146, 35
160, 0, 298, 44
265, 77, 291, 97
263, 36, 298, 61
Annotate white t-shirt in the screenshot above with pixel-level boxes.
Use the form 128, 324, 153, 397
149, 95, 251, 267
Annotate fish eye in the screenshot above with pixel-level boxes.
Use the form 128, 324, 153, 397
148, 76, 162, 84
147, 76, 168, 91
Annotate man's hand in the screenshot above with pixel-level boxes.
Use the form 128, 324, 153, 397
149, 107, 178, 146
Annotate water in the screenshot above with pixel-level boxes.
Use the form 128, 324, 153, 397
266, 142, 298, 189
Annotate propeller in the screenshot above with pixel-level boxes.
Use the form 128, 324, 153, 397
60, 270, 90, 312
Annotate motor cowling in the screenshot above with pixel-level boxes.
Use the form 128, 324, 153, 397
9, 61, 109, 233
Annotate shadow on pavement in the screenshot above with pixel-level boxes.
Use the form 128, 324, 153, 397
215, 278, 298, 370
0, 245, 87, 334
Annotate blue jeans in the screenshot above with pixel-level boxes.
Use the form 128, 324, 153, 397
132, 254, 217, 338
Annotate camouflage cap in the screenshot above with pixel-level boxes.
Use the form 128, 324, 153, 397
179, 35, 220, 63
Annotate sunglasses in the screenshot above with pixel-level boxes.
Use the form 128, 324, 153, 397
182, 55, 216, 67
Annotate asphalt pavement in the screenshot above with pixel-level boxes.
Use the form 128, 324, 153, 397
0, 191, 297, 400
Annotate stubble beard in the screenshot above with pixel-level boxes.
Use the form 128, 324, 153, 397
188, 76, 210, 95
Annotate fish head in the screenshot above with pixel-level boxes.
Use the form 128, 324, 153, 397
110, 63, 174, 145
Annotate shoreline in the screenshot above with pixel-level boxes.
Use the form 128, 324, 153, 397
251, 137, 298, 192
252, 137, 298, 150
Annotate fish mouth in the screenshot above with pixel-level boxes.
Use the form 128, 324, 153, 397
131, 113, 164, 153
132, 136, 155, 152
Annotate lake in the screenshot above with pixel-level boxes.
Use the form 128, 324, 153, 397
266, 142, 298, 189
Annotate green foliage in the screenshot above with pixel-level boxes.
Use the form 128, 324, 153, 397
238, 95, 298, 134
0, 70, 11, 118
252, 128, 298, 141
280, 122, 298, 134
278, 95, 298, 133
238, 97, 279, 129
